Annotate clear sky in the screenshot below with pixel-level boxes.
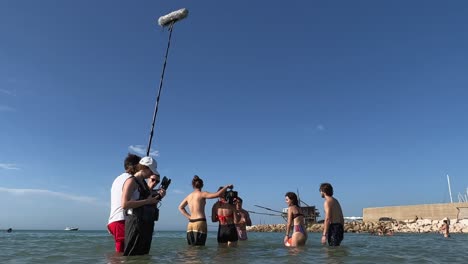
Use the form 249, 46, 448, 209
1, 0, 468, 230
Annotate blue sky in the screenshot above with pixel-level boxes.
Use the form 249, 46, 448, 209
1, 0, 468, 230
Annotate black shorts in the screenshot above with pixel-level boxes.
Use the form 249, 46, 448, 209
327, 223, 344, 246
217, 224, 238, 243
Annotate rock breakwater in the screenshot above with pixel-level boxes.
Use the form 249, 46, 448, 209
247, 219, 468, 234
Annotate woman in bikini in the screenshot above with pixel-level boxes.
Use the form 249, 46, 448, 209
178, 176, 233, 246
284, 192, 307, 247
212, 187, 240, 247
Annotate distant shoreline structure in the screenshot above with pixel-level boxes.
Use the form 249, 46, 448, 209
363, 202, 468, 222
247, 217, 468, 234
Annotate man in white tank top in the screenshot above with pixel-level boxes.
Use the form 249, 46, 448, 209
108, 154, 149, 253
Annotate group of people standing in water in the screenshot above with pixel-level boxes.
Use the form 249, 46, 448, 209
178, 176, 252, 247
107, 154, 344, 256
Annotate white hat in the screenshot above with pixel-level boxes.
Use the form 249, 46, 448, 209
139, 156, 159, 176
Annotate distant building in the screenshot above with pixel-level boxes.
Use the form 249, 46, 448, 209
363, 202, 468, 222
282, 206, 320, 224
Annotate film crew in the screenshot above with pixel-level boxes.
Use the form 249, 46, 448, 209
108, 154, 141, 253
178, 175, 233, 246
284, 192, 308, 247
234, 197, 252, 241
212, 186, 240, 247
121, 156, 166, 256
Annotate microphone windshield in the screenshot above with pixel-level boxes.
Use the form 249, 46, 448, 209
158, 8, 189, 27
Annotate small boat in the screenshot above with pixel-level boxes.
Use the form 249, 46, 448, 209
64, 227, 79, 231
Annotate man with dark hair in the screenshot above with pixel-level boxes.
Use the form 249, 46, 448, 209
234, 197, 252, 241
108, 154, 141, 253
319, 183, 344, 246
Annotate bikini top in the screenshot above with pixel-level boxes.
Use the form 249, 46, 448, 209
217, 214, 233, 224
292, 213, 304, 219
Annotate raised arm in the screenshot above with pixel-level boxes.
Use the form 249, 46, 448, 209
202, 184, 233, 199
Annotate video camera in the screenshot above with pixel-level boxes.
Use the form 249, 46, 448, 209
150, 176, 171, 222
152, 176, 172, 200
224, 188, 238, 205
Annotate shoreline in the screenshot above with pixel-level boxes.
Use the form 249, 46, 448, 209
247, 218, 468, 234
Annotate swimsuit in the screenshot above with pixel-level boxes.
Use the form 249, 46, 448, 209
293, 224, 306, 235
217, 214, 233, 225
217, 223, 238, 243
292, 213, 304, 219
292, 212, 306, 235
327, 223, 344, 246
186, 218, 207, 246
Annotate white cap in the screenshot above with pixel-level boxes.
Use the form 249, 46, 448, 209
139, 156, 159, 176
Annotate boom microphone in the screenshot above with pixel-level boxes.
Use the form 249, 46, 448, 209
158, 8, 189, 27
146, 8, 189, 156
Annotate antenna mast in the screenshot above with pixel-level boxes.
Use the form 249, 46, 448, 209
447, 174, 453, 203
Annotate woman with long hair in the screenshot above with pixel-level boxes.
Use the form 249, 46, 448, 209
284, 192, 307, 247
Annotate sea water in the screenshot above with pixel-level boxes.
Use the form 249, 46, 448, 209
1, 230, 467, 263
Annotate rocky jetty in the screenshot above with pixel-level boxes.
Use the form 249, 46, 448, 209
247, 219, 468, 234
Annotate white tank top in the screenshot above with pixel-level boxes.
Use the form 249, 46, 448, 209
108, 172, 133, 224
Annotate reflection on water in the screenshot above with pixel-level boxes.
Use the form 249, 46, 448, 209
2, 231, 468, 264
322, 246, 349, 264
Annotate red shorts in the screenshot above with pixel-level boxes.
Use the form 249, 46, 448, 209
107, 220, 125, 252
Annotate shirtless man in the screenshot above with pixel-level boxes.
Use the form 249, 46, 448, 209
319, 183, 344, 246
178, 175, 232, 246
234, 197, 252, 240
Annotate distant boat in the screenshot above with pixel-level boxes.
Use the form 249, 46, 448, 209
64, 227, 79, 231
7, 228, 12, 233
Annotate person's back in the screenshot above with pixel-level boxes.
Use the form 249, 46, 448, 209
109, 172, 132, 223
107, 154, 141, 253
284, 192, 307, 247
320, 183, 344, 246
212, 192, 239, 247
329, 197, 344, 225
185, 190, 207, 219
179, 176, 233, 246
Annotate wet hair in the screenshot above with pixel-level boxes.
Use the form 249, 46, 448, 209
192, 175, 204, 189
124, 154, 141, 175
285, 192, 299, 206
218, 186, 223, 191
237, 197, 243, 203
319, 183, 334, 196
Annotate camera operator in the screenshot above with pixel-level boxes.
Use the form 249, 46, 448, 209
211, 186, 240, 247
121, 156, 166, 256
